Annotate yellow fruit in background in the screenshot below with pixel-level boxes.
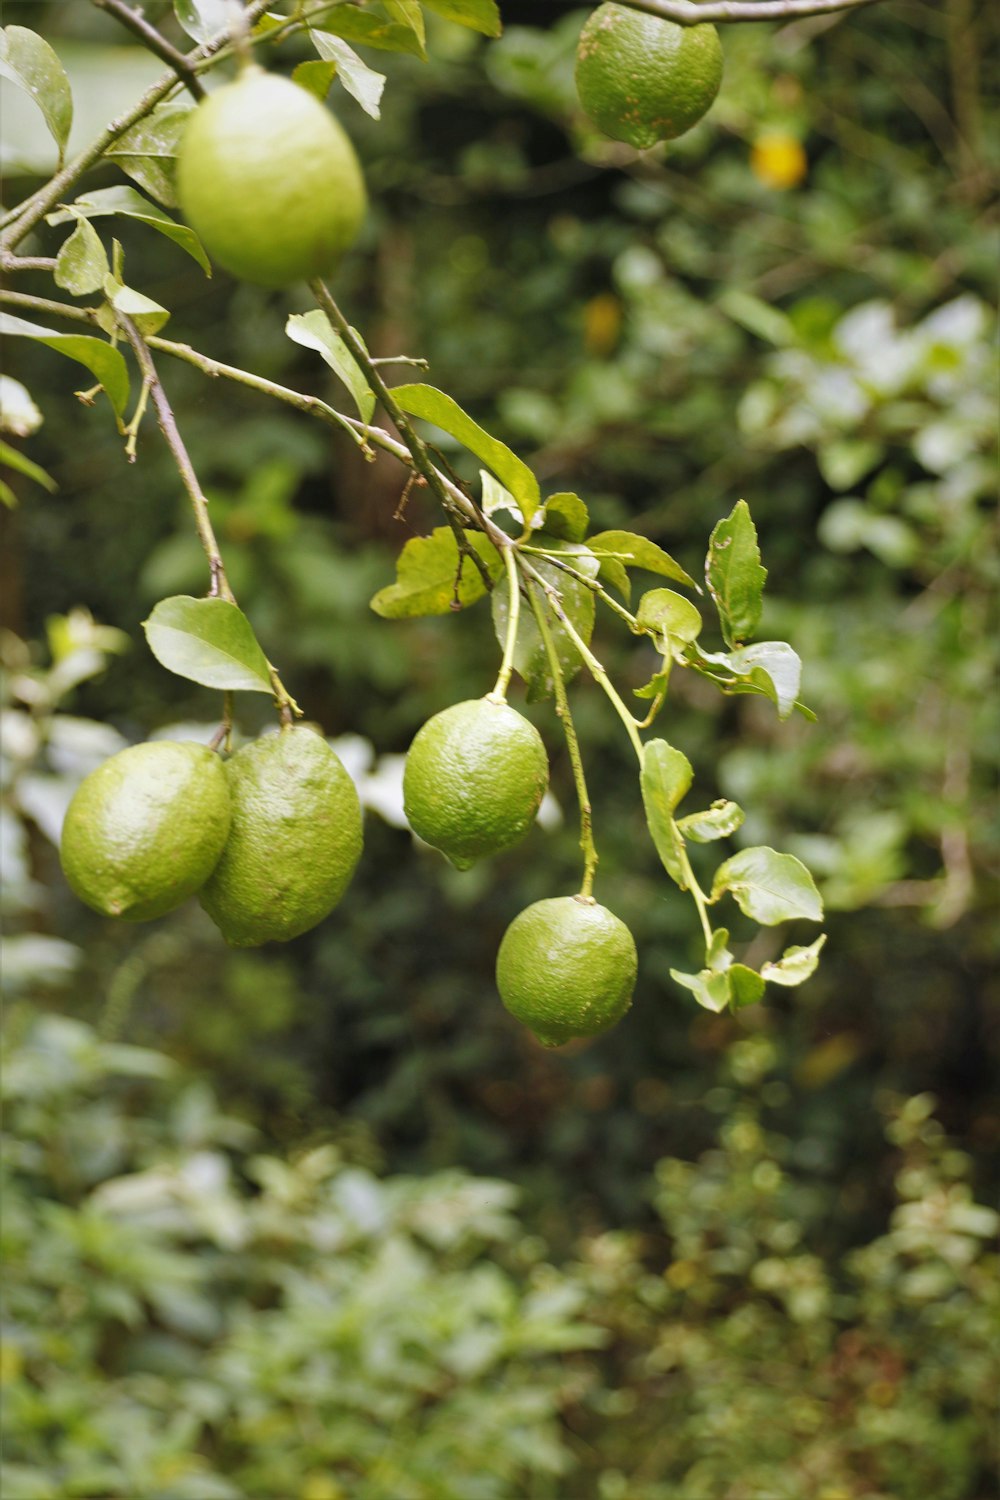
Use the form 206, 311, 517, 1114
751, 131, 808, 190
199, 727, 363, 946
496, 895, 638, 1047
575, 2, 723, 149
177, 67, 366, 288
402, 698, 549, 870
59, 741, 231, 921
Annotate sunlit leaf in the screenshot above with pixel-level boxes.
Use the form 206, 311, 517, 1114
422, 0, 502, 36
0, 26, 72, 164
706, 500, 766, 648
392, 384, 540, 517
760, 935, 827, 987
143, 596, 273, 693
677, 800, 745, 843
711, 846, 823, 926
309, 30, 387, 118
371, 527, 502, 618
588, 529, 695, 590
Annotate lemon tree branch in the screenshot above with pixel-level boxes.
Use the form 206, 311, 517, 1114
525, 579, 598, 900
623, 0, 881, 23
90, 0, 206, 101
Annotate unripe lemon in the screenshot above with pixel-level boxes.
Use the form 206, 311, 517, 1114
199, 726, 362, 946
60, 741, 231, 921
177, 67, 366, 287
496, 895, 637, 1047
402, 698, 549, 871
575, 2, 723, 149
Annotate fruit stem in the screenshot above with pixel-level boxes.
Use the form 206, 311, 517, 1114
677, 842, 715, 951
526, 579, 598, 901
488, 544, 521, 704
227, 0, 255, 75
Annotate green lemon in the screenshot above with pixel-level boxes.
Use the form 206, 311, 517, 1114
177, 67, 366, 288
60, 741, 231, 921
575, 2, 723, 149
496, 895, 638, 1047
402, 697, 549, 871
199, 726, 363, 946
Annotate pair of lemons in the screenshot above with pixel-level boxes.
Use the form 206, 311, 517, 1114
60, 728, 362, 946
404, 697, 637, 1049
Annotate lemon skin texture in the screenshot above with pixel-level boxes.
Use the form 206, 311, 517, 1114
496, 896, 638, 1047
575, 2, 723, 149
402, 698, 549, 871
199, 727, 363, 946
59, 741, 231, 921
177, 67, 366, 288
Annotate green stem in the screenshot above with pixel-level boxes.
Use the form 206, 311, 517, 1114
488, 544, 520, 703
677, 843, 715, 951
526, 579, 598, 900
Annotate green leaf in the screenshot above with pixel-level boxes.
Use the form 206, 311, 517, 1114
0, 26, 72, 165
492, 545, 595, 701
596, 553, 631, 603
588, 530, 696, 590
54, 217, 109, 296
706, 927, 732, 971
716, 288, 795, 348
760, 935, 827, 987
539, 492, 588, 543
47, 186, 210, 275
293, 58, 338, 101
422, 0, 502, 36
636, 589, 703, 649
711, 847, 823, 926
633, 664, 670, 701
173, 0, 230, 45
641, 739, 692, 888
677, 800, 745, 843
480, 469, 521, 523
728, 964, 766, 1010
143, 596, 273, 693
286, 311, 375, 423
0, 440, 57, 495
705, 500, 767, 648
310, 30, 387, 119
371, 526, 502, 618
670, 967, 731, 1013
99, 274, 170, 337
106, 104, 192, 209
726, 641, 802, 721
384, 0, 426, 46
0, 313, 129, 419
307, 6, 427, 57
392, 384, 540, 517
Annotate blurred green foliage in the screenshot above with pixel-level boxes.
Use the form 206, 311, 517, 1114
2, 0, 998, 1492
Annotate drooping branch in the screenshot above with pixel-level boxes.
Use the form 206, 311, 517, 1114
623, 0, 880, 22
91, 0, 205, 100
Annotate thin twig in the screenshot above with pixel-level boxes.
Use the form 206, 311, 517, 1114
91, 0, 206, 100
0, 289, 100, 323
622, 0, 881, 23
0, 253, 58, 274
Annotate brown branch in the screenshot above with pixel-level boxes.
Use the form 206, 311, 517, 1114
91, 0, 205, 100
622, 0, 881, 22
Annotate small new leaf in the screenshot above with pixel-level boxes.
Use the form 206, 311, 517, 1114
393, 384, 540, 517
286, 311, 375, 423
711, 847, 823, 926
54, 218, 109, 296
760, 935, 827, 987
677, 800, 745, 843
0, 313, 129, 419
641, 739, 692, 888
728, 964, 766, 1010
100, 275, 170, 337
670, 967, 731, 1013
143, 596, 273, 693
371, 527, 502, 618
539, 492, 589, 543
309, 30, 387, 119
706, 500, 767, 648
588, 530, 695, 590
726, 641, 802, 721
636, 589, 703, 650
0, 26, 72, 164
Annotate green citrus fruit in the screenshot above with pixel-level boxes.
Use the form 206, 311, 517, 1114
402, 697, 549, 870
199, 726, 363, 946
177, 67, 366, 288
59, 741, 231, 921
575, 2, 723, 149
496, 895, 638, 1047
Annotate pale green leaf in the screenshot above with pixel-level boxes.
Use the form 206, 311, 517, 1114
480, 469, 521, 523
705, 500, 766, 648
306, 6, 427, 56
677, 800, 745, 843
54, 216, 109, 295
371, 527, 502, 618
641, 739, 692, 888
384, 0, 426, 45
588, 529, 695, 590
392, 383, 540, 517
0, 26, 72, 164
636, 588, 703, 648
0, 313, 129, 419
310, 30, 387, 118
670, 967, 731, 1013
47, 185, 210, 275
0, 376, 42, 438
292, 58, 338, 101
143, 596, 273, 693
711, 847, 823, 926
0, 440, 57, 495
539, 492, 588, 543
286, 310, 375, 423
106, 104, 191, 208
422, 0, 502, 36
760, 935, 827, 987
100, 275, 170, 336
725, 640, 802, 720
173, 0, 230, 45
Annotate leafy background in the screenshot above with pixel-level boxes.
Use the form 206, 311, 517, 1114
1, 1, 998, 1495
